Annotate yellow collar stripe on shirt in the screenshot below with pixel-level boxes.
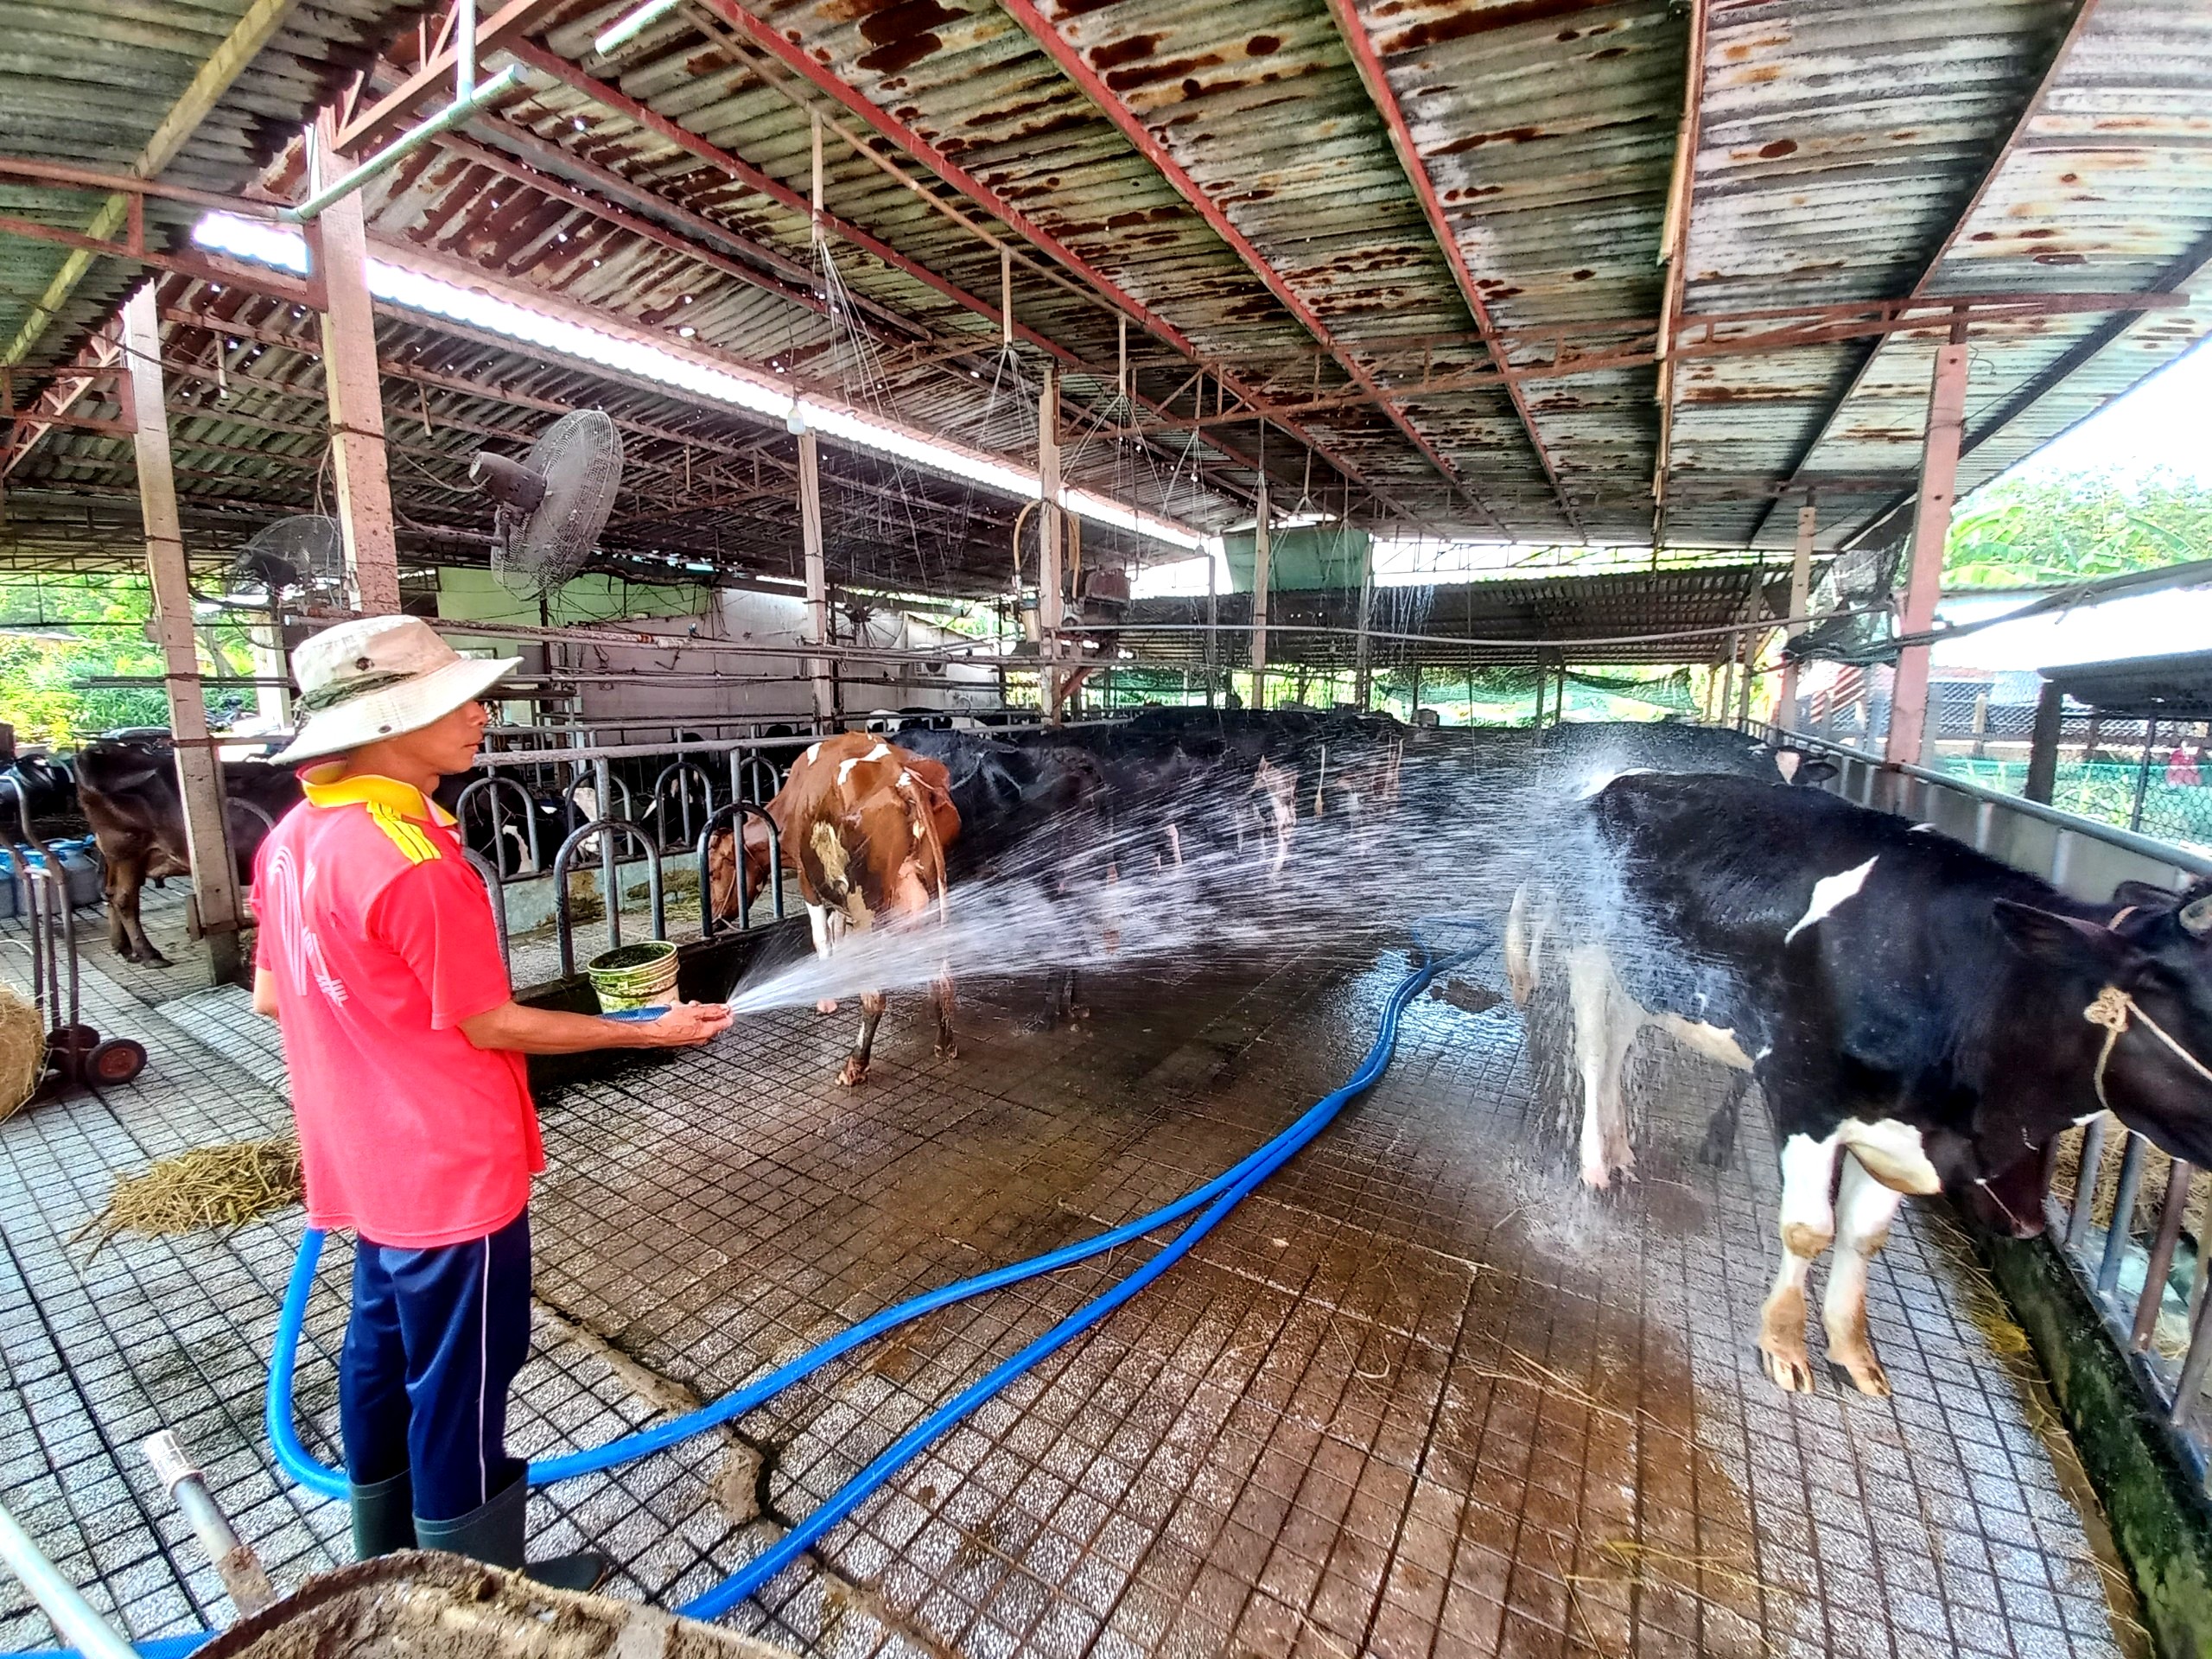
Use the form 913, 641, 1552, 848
367, 802, 442, 865
300, 766, 455, 864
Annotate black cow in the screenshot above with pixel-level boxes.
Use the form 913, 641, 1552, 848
76, 735, 302, 965
0, 750, 78, 832
895, 728, 1112, 1027
1509, 772, 2212, 1397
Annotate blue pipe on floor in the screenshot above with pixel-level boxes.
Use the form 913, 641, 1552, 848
8, 925, 1477, 1656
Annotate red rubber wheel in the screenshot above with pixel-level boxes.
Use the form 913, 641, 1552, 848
85, 1038, 148, 1086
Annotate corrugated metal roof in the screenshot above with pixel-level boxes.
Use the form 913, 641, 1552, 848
0, 0, 416, 372
6, 0, 2210, 597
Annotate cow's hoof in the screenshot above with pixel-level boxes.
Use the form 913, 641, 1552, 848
816, 998, 840, 1015
935, 1041, 958, 1061
1827, 1355, 1891, 1399
137, 950, 173, 969
836, 1060, 868, 1087
1759, 1343, 1817, 1393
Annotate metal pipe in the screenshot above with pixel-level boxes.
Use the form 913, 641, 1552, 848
2098, 1132, 2147, 1296
283, 49, 524, 225
454, 774, 542, 873
2069, 1117, 2107, 1251
462, 848, 512, 970
2133, 1159, 2194, 1351
142, 1431, 276, 1618
454, 0, 477, 99
594, 758, 619, 949
696, 801, 785, 937
550, 818, 664, 979
2132, 717, 2158, 832
0, 1498, 142, 1659
652, 760, 716, 851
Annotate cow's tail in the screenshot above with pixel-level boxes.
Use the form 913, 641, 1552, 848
1505, 880, 1551, 1008
911, 782, 952, 932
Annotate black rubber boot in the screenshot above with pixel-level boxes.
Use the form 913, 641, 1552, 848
415, 1472, 611, 1593
349, 1471, 416, 1560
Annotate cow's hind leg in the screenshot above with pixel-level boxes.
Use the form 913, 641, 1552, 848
1822, 1153, 1904, 1396
838, 991, 887, 1087
111, 858, 168, 966
1760, 1133, 1840, 1392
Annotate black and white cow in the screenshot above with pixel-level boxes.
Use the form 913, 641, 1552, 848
1508, 772, 2212, 1397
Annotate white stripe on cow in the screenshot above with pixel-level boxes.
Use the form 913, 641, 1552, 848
1783, 855, 1878, 946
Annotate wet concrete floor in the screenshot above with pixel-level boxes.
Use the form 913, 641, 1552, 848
0, 900, 2147, 1657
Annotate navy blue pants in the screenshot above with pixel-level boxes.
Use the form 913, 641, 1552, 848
339, 1209, 531, 1522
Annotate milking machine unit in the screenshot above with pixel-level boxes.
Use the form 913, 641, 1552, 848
0, 777, 148, 1100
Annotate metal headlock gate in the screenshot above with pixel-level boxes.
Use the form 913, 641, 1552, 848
1753, 719, 2212, 1484
452, 717, 1107, 983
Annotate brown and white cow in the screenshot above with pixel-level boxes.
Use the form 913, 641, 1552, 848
709, 734, 960, 1085
76, 734, 302, 966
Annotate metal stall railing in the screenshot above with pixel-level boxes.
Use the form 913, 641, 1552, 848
453, 717, 1089, 982
1755, 721, 2212, 1478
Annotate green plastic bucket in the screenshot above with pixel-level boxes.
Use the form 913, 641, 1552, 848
587, 940, 679, 1013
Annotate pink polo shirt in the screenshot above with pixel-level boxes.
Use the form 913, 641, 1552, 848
252, 768, 542, 1249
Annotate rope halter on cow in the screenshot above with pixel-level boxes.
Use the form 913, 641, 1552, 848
2084, 983, 2212, 1111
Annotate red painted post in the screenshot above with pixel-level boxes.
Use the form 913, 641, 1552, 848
1885, 339, 1969, 766
308, 110, 402, 616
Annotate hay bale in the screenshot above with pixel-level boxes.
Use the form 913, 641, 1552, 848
0, 985, 44, 1122
79, 1135, 302, 1249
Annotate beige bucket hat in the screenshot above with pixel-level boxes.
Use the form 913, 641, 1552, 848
274, 616, 518, 766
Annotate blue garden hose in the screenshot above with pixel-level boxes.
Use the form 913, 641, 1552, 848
10, 925, 1478, 1655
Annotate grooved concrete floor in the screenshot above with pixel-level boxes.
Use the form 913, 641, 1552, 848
0, 905, 2147, 1658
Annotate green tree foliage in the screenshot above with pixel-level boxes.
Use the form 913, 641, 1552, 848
1945, 468, 2212, 588
0, 576, 258, 746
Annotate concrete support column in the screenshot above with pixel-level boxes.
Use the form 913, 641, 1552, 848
307, 110, 400, 616
1038, 368, 1065, 721
121, 287, 244, 979
1885, 339, 1969, 766
1249, 480, 1270, 709
2025, 680, 2064, 804
1777, 499, 1815, 729
1353, 534, 1374, 710
795, 421, 835, 729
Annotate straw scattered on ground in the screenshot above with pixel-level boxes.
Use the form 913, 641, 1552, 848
76, 1135, 302, 1251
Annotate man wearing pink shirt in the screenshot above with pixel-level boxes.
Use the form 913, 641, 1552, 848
253, 615, 730, 1588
